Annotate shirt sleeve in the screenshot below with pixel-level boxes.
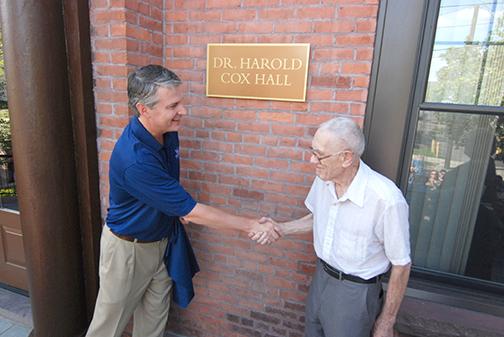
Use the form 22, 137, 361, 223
380, 201, 411, 266
123, 162, 196, 217
304, 177, 319, 213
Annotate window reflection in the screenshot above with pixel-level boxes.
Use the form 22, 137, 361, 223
425, 0, 504, 106
407, 111, 504, 284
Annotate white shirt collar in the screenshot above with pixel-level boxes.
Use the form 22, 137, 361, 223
325, 160, 368, 207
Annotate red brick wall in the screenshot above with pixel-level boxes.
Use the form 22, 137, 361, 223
91, 1, 379, 336
90, 0, 164, 216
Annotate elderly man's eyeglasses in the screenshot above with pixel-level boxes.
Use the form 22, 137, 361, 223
309, 147, 350, 163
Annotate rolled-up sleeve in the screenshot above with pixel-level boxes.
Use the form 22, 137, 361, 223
123, 162, 196, 217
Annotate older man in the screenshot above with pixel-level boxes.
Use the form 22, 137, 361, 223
259, 117, 411, 337
85, 65, 279, 337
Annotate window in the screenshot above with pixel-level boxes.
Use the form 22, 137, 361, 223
405, 0, 504, 288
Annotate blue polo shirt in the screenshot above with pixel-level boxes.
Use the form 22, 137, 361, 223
106, 116, 197, 241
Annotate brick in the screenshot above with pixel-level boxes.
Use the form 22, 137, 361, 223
353, 76, 370, 87
93, 51, 110, 63
356, 19, 377, 32
92, 25, 109, 37
242, 0, 281, 6
314, 48, 353, 60
271, 125, 305, 137
166, 10, 188, 21
296, 114, 332, 126
313, 21, 355, 33
203, 141, 234, 153
257, 35, 293, 43
295, 7, 335, 19
94, 10, 126, 22
110, 51, 128, 63
95, 65, 128, 76
258, 8, 295, 20
337, 89, 368, 102
311, 76, 351, 88
282, 0, 320, 4
223, 9, 257, 21
235, 144, 266, 156
270, 171, 306, 184
341, 62, 371, 74
258, 112, 294, 123
173, 46, 206, 58
189, 9, 221, 21
251, 311, 281, 324
230, 325, 261, 337
94, 38, 127, 50
294, 34, 333, 45
223, 110, 257, 121
267, 147, 304, 160
207, 0, 241, 9
243, 134, 260, 144
339, 5, 378, 18
238, 22, 274, 33
335, 34, 375, 45
275, 22, 312, 33
310, 102, 348, 113
139, 16, 162, 31
222, 154, 254, 165
306, 89, 333, 100
237, 122, 269, 133
284, 301, 305, 312
233, 188, 264, 201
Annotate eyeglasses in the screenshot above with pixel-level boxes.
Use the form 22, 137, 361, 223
309, 147, 350, 163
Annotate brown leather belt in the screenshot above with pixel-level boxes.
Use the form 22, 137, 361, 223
110, 231, 160, 244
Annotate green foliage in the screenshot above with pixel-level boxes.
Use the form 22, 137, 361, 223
0, 186, 15, 197
426, 14, 504, 106
0, 109, 11, 164
414, 146, 436, 158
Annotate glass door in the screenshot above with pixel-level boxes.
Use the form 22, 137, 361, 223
0, 28, 26, 291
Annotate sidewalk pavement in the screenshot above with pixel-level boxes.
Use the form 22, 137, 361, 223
0, 315, 31, 337
0, 287, 32, 337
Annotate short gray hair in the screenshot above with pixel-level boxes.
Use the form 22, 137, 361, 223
318, 117, 365, 156
128, 64, 182, 116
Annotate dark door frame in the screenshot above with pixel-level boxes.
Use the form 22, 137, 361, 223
0, 0, 101, 336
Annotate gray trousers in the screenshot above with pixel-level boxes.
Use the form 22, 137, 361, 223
304, 260, 383, 337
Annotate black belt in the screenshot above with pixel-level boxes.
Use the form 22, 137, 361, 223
320, 259, 382, 284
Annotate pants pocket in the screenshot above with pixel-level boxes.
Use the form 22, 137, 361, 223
99, 232, 135, 304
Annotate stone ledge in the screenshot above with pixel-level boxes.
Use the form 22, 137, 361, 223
396, 296, 504, 337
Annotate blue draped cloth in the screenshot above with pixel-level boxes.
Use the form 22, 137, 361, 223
164, 218, 200, 308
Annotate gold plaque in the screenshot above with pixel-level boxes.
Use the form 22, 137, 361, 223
206, 43, 310, 102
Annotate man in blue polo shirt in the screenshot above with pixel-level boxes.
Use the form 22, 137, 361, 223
85, 65, 279, 337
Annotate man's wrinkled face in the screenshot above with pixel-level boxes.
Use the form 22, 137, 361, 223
310, 130, 350, 181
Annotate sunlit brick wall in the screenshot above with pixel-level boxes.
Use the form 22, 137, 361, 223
90, 0, 164, 217
90, 1, 379, 336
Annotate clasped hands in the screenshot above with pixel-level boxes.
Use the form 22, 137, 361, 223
248, 217, 282, 245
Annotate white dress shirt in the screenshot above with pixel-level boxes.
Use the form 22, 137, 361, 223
305, 160, 411, 279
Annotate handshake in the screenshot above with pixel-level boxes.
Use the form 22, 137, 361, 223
247, 217, 283, 245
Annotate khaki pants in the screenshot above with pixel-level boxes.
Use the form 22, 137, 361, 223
86, 225, 172, 337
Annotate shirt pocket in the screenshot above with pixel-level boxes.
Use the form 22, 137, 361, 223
335, 229, 367, 265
